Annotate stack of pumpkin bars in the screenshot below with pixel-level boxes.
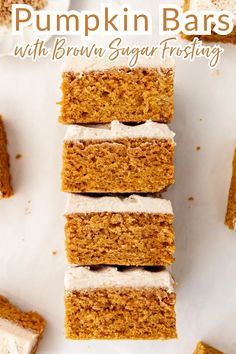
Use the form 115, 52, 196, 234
59, 57, 177, 340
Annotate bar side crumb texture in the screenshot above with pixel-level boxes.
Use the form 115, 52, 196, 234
64, 267, 177, 340
0, 116, 13, 198
225, 147, 236, 230
65, 194, 175, 266
0, 295, 46, 354
193, 341, 224, 354
182, 0, 236, 44
59, 58, 174, 124
62, 121, 175, 193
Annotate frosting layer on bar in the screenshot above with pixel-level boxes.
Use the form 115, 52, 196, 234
190, 0, 236, 12
65, 267, 175, 293
62, 56, 174, 73
64, 120, 175, 142
189, 0, 236, 22
0, 318, 38, 354
65, 194, 173, 215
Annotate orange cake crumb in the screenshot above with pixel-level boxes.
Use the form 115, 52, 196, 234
62, 138, 175, 193
193, 341, 224, 354
16, 153, 22, 159
60, 66, 174, 124
0, 294, 46, 353
225, 147, 236, 230
0, 115, 13, 198
62, 122, 175, 194
65, 212, 175, 266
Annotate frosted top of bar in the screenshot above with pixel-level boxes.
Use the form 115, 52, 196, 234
65, 194, 173, 215
65, 267, 175, 293
0, 318, 38, 354
64, 120, 175, 142
189, 0, 236, 20
62, 56, 174, 73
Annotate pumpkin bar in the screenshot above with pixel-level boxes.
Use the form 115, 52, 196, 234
61, 120, 175, 194
182, 0, 236, 44
0, 116, 13, 198
0, 294, 46, 354
64, 266, 177, 340
65, 194, 175, 266
59, 57, 174, 124
225, 147, 236, 230
193, 341, 224, 354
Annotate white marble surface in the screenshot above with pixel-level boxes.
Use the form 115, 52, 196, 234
0, 0, 236, 353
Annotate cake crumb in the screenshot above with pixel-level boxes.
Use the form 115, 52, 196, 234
60, 68, 174, 124
212, 69, 221, 77
15, 154, 22, 160
52, 250, 58, 256
25, 200, 32, 214
25, 202, 31, 215
188, 197, 194, 201
196, 146, 201, 151
62, 135, 175, 193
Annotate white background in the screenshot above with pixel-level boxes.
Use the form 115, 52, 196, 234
0, 0, 236, 353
